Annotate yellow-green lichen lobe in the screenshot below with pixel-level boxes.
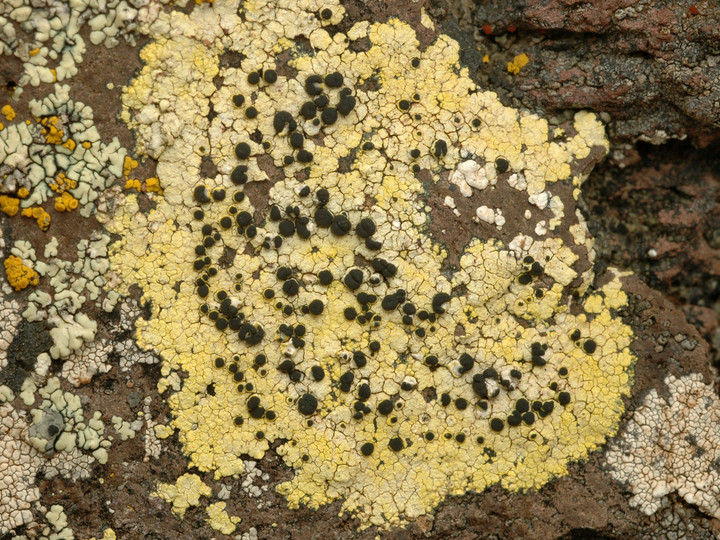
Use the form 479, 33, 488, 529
108, 0, 635, 529
153, 473, 212, 518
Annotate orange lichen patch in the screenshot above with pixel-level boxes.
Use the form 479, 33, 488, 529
124, 177, 162, 194
0, 195, 20, 217
124, 179, 142, 191
82, 141, 92, 149
21, 207, 51, 231
508, 53, 530, 74
50, 172, 78, 194
54, 192, 79, 212
1, 105, 15, 121
29, 47, 40, 57
63, 138, 77, 152
4, 255, 39, 291
17, 188, 29, 199
40, 116, 65, 145
122, 157, 159, 193
145, 177, 163, 194
195, 0, 214, 4
123, 156, 138, 178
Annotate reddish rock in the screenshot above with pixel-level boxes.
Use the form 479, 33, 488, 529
464, 0, 720, 145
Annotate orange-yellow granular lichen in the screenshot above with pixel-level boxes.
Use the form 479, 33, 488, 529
0, 195, 20, 217
40, 116, 65, 145
54, 192, 79, 212
144, 177, 162, 194
108, 0, 634, 530
49, 172, 78, 194
21, 207, 51, 231
4, 255, 39, 291
1, 105, 15, 121
124, 179, 142, 191
17, 188, 29, 199
123, 156, 138, 178
122, 156, 161, 193
507, 53, 530, 74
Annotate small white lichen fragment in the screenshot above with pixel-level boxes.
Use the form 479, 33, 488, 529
606, 373, 720, 519
474, 206, 505, 229
528, 191, 549, 210
449, 159, 493, 197
507, 172, 527, 191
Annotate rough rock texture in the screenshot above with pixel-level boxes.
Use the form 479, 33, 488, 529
455, 0, 720, 146
584, 139, 720, 366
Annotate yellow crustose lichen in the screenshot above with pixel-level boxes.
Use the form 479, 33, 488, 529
108, 0, 635, 528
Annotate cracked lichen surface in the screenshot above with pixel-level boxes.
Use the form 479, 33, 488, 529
0, 376, 110, 535
606, 374, 720, 519
108, 0, 635, 528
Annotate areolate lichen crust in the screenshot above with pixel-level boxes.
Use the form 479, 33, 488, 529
107, 0, 635, 528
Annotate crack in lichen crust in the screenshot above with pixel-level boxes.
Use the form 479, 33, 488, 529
108, 0, 635, 528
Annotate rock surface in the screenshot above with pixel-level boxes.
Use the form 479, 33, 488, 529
462, 0, 720, 146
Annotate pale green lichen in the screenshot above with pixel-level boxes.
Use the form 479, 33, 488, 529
0, 0, 176, 97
